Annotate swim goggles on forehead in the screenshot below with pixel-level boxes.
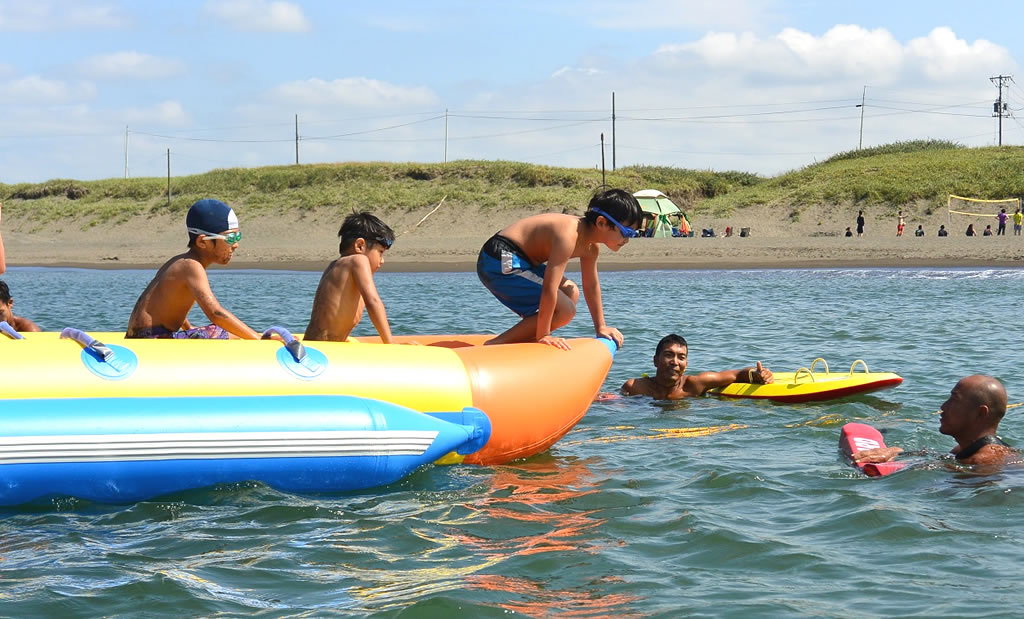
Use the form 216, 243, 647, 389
189, 228, 242, 244
590, 207, 637, 238
374, 236, 394, 249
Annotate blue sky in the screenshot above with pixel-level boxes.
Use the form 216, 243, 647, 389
1, 0, 1022, 182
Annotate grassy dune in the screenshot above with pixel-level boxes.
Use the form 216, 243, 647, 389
2, 142, 1023, 227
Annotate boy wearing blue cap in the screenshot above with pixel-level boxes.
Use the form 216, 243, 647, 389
126, 199, 259, 339
304, 212, 396, 342
476, 188, 641, 350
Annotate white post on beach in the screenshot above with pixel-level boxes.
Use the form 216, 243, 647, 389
123, 125, 129, 178
166, 148, 171, 206
295, 114, 299, 165
444, 109, 448, 164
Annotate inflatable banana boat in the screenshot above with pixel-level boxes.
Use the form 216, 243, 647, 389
710, 358, 902, 403
0, 395, 490, 505
0, 327, 617, 467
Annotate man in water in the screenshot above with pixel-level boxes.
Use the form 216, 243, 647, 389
852, 375, 1015, 467
621, 333, 773, 399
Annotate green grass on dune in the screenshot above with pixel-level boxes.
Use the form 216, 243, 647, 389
3, 143, 1024, 226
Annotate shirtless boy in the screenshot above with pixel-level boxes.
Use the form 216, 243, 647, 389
0, 280, 40, 332
476, 188, 642, 350
125, 199, 258, 339
304, 212, 395, 343
621, 334, 774, 399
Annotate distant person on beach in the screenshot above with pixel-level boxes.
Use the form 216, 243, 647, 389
126, 199, 258, 339
0, 279, 40, 332
983, 224, 993, 236
845, 227, 853, 237
915, 225, 925, 237
938, 225, 948, 237
966, 224, 977, 237
620, 334, 774, 399
997, 209, 1008, 235
304, 212, 396, 343
851, 375, 1016, 469
856, 211, 865, 237
897, 211, 905, 237
477, 188, 641, 350
1015, 208, 1023, 236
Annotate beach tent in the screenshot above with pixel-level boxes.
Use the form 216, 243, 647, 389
633, 189, 691, 237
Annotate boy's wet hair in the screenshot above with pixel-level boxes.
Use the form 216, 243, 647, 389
0, 280, 9, 304
656, 333, 687, 356
583, 188, 643, 229
338, 212, 395, 253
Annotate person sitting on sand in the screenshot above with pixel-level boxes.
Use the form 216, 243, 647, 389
845, 227, 853, 237
983, 224, 993, 236
126, 199, 258, 339
915, 225, 925, 237
620, 334, 773, 399
938, 225, 948, 237
966, 224, 976, 237
0, 280, 40, 332
304, 212, 396, 343
851, 375, 1017, 469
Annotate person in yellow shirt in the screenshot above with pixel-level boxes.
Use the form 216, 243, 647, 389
1014, 207, 1023, 236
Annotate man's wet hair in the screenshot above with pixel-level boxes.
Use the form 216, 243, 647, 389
338, 212, 395, 253
582, 188, 643, 229
0, 280, 9, 304
656, 333, 687, 356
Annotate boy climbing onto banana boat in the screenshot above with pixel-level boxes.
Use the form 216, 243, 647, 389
126, 199, 259, 339
621, 334, 774, 399
304, 212, 396, 343
477, 188, 642, 350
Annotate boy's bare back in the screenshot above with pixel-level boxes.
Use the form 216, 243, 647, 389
126, 253, 217, 336
498, 213, 594, 266
304, 255, 370, 342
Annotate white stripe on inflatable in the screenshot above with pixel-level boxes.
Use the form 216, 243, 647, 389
0, 430, 439, 464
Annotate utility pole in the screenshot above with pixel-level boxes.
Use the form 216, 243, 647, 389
295, 114, 299, 164
124, 125, 129, 178
990, 74, 1012, 146
857, 86, 866, 149
600, 133, 606, 188
611, 92, 616, 170
166, 148, 171, 206
444, 109, 448, 164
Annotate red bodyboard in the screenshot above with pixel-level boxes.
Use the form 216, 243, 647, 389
839, 422, 907, 477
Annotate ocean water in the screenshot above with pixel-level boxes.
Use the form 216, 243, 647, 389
2, 266, 1023, 617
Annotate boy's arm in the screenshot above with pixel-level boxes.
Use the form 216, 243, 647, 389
352, 255, 393, 344
185, 263, 259, 339
533, 234, 574, 348
580, 253, 623, 347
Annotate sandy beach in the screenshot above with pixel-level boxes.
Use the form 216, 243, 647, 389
5, 202, 1024, 271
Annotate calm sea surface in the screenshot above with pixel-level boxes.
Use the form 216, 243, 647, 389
2, 266, 1024, 617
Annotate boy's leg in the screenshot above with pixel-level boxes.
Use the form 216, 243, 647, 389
488, 278, 578, 345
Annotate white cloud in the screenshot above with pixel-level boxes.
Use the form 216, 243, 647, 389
124, 100, 188, 126
0, 0, 130, 31
906, 27, 1012, 80
575, 0, 776, 31
0, 76, 96, 104
271, 77, 439, 108
78, 52, 186, 80
204, 0, 311, 32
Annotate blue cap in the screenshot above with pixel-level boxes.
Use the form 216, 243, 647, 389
186, 199, 238, 237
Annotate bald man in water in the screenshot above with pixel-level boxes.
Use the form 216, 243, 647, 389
854, 375, 1016, 467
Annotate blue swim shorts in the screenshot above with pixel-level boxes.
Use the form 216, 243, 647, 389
476, 234, 547, 318
128, 324, 230, 339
